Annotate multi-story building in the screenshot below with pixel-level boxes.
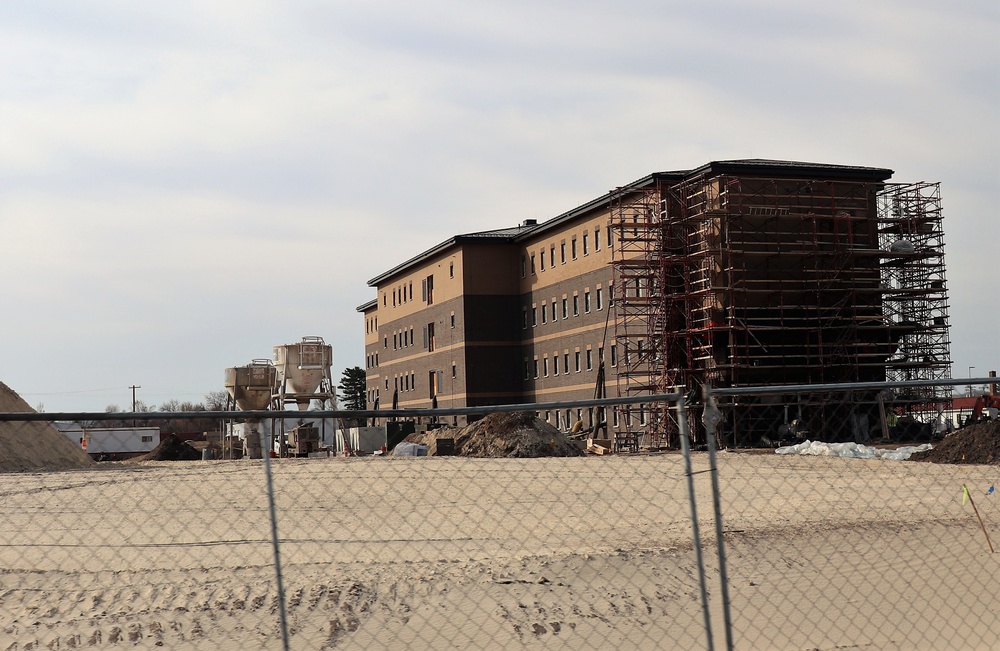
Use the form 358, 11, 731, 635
359, 159, 950, 446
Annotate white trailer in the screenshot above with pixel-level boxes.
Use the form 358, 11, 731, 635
82, 427, 160, 457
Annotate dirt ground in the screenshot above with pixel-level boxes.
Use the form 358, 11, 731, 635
1, 452, 999, 650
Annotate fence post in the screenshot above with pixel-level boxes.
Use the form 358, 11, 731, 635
264, 416, 291, 651
703, 386, 734, 651
677, 398, 715, 651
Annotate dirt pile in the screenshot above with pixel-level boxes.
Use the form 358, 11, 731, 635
133, 434, 202, 462
0, 381, 95, 472
403, 412, 584, 458
910, 420, 1000, 465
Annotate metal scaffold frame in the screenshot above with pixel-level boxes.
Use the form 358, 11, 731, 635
877, 182, 952, 405
609, 173, 952, 449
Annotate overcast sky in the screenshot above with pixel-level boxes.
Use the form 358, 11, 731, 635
1, 1, 997, 413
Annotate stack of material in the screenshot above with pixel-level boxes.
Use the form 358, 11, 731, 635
910, 421, 1000, 465
0, 381, 95, 472
403, 411, 584, 458
132, 434, 202, 462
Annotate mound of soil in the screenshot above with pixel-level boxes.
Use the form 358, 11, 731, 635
402, 412, 584, 458
0, 381, 94, 472
134, 434, 202, 462
910, 420, 1000, 465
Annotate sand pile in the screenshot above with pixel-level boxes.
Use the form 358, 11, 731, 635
0, 381, 94, 472
405, 411, 584, 458
910, 420, 1000, 465
133, 434, 202, 462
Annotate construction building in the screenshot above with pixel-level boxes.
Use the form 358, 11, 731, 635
359, 160, 951, 447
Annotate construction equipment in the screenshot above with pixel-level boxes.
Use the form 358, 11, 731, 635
287, 424, 320, 456
968, 394, 1000, 425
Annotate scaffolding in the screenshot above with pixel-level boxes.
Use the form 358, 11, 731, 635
877, 182, 952, 401
610, 171, 951, 448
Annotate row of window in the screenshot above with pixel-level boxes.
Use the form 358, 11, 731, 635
384, 313, 455, 350
543, 405, 647, 430
523, 341, 635, 380
522, 225, 613, 277
384, 365, 459, 393
366, 352, 380, 369
365, 315, 379, 334
383, 264, 457, 310
525, 347, 596, 378
522, 283, 610, 329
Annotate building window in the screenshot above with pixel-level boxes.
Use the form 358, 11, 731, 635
523, 360, 529, 380
384, 336, 388, 349
550, 244, 556, 266
574, 351, 581, 372
563, 352, 570, 374
586, 349, 593, 370
532, 306, 537, 327
551, 301, 557, 322
571, 237, 578, 259
452, 363, 457, 379
584, 291, 591, 313
522, 307, 528, 329
422, 275, 434, 304
393, 333, 398, 350
533, 359, 539, 379
424, 322, 435, 352
521, 255, 527, 278
639, 405, 646, 426
607, 225, 613, 248
582, 232, 589, 255
543, 357, 549, 377
450, 312, 456, 328
596, 287, 603, 310
595, 227, 601, 251
613, 407, 620, 428
611, 344, 618, 366
540, 249, 545, 270
562, 298, 568, 319
449, 262, 454, 278
531, 254, 536, 275
560, 242, 566, 264
553, 354, 559, 376
573, 295, 579, 316
541, 302, 547, 324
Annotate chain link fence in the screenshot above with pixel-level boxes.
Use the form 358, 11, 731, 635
2, 380, 998, 650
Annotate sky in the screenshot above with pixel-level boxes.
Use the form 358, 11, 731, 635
1, 0, 997, 413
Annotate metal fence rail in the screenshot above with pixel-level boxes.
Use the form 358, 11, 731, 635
1, 379, 997, 649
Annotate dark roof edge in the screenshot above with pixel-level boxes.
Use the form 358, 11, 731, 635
356, 298, 378, 313
690, 159, 894, 181
512, 170, 688, 242
366, 228, 533, 286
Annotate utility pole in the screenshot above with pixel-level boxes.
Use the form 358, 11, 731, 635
130, 385, 141, 427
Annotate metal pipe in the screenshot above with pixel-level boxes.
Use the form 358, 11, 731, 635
677, 399, 715, 651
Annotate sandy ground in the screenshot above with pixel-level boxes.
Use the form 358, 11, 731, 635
2, 453, 999, 650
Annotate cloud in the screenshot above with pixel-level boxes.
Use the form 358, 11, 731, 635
1, 0, 997, 410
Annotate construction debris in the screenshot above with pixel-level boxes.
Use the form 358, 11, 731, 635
401, 412, 584, 458
909, 421, 1000, 465
132, 434, 202, 462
